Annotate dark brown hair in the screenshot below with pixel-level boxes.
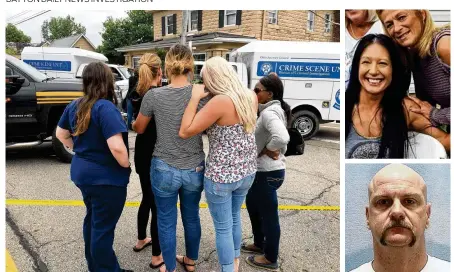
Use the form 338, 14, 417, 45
73, 62, 117, 136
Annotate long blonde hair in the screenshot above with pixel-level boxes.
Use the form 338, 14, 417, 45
376, 10, 450, 58
136, 53, 162, 96
202, 57, 257, 133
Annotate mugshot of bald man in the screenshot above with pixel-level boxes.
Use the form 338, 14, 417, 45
350, 164, 450, 272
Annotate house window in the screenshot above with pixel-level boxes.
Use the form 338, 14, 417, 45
189, 10, 198, 31
307, 11, 315, 32
193, 53, 206, 61
225, 10, 237, 26
324, 14, 332, 33
268, 10, 278, 24
225, 53, 231, 61
165, 15, 174, 35
132, 56, 142, 69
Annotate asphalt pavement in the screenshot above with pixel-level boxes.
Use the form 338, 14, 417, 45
5, 124, 339, 272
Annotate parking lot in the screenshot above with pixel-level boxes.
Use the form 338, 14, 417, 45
5, 123, 339, 272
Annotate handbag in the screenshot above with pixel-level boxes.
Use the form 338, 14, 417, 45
285, 128, 304, 156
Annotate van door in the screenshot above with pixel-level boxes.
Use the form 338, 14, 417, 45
328, 81, 340, 121
5, 63, 39, 140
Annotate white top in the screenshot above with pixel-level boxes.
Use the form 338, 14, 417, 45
345, 21, 383, 88
350, 255, 450, 272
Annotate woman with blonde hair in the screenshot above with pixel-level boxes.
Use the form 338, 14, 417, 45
133, 44, 208, 272
346, 10, 384, 86
377, 10, 450, 128
130, 53, 166, 271
179, 56, 258, 272
56, 62, 132, 272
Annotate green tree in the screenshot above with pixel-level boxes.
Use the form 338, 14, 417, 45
99, 10, 154, 64
6, 23, 31, 43
41, 15, 86, 42
6, 47, 18, 55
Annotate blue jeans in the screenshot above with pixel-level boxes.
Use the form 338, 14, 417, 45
151, 157, 204, 272
245, 170, 285, 263
77, 184, 127, 272
126, 99, 133, 129
204, 174, 256, 272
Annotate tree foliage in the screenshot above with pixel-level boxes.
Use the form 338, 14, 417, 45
99, 10, 154, 64
6, 47, 18, 55
6, 23, 31, 43
41, 15, 86, 42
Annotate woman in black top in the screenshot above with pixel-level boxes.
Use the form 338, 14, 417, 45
131, 53, 165, 271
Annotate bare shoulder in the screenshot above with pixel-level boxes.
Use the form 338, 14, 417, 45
437, 35, 451, 66
211, 94, 232, 104
206, 94, 234, 109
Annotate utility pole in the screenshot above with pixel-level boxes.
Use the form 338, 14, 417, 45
181, 10, 189, 45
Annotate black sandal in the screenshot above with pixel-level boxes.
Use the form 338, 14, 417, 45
149, 261, 165, 269
176, 256, 196, 272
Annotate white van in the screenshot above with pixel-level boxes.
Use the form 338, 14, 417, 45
230, 41, 340, 139
21, 47, 131, 99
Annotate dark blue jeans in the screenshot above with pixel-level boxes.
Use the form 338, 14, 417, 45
245, 170, 285, 263
77, 184, 127, 272
151, 157, 204, 272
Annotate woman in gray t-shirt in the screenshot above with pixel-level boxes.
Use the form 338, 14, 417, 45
132, 44, 206, 272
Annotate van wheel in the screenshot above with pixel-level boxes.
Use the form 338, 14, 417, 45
292, 110, 319, 140
52, 127, 74, 163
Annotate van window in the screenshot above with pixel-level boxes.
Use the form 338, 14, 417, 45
110, 67, 122, 80
6, 66, 14, 76
118, 67, 131, 79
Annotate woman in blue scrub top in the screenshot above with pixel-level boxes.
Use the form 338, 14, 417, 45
56, 62, 133, 272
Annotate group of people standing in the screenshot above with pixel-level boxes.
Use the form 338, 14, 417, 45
344, 9, 450, 159
56, 43, 292, 272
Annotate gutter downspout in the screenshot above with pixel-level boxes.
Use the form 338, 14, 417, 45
261, 10, 266, 40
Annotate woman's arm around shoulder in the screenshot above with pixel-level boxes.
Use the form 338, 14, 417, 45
179, 92, 229, 139
403, 97, 450, 152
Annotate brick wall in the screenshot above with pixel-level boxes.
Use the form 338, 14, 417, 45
153, 10, 263, 40
153, 11, 183, 40
262, 10, 337, 42
151, 10, 339, 42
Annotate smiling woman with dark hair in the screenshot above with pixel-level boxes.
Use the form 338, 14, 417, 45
345, 34, 450, 159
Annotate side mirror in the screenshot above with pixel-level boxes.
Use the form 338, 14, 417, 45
5, 75, 25, 94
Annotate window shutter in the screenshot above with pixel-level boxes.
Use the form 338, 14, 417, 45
236, 10, 242, 25
173, 14, 177, 34
161, 16, 165, 36
198, 10, 203, 31
219, 10, 224, 28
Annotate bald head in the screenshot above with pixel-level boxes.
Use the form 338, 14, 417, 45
368, 164, 427, 202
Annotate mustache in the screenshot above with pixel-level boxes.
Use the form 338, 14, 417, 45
380, 220, 416, 247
